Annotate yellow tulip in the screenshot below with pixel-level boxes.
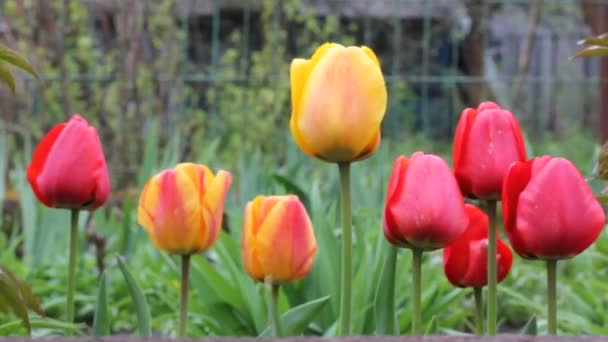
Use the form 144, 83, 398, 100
290, 43, 388, 163
137, 163, 232, 255
242, 195, 317, 283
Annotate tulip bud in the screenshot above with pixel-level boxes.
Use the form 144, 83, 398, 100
137, 163, 232, 255
383, 152, 469, 250
453, 101, 527, 199
242, 195, 317, 283
26, 115, 110, 210
289, 43, 388, 163
443, 204, 513, 288
502, 156, 605, 260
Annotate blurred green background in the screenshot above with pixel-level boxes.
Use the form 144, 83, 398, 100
1, 0, 608, 337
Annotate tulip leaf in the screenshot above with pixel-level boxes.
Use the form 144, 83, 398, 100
0, 46, 38, 77
0, 62, 15, 93
2, 268, 43, 317
374, 244, 398, 335
573, 46, 608, 59
596, 191, 608, 205
424, 315, 438, 335
520, 315, 537, 335
93, 271, 110, 336
259, 296, 330, 336
0, 268, 32, 334
271, 173, 311, 213
0, 317, 83, 335
117, 256, 151, 336
578, 33, 608, 47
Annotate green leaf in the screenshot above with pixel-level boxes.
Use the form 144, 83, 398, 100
0, 268, 31, 334
271, 173, 311, 213
374, 244, 398, 335
259, 296, 330, 336
93, 272, 110, 336
2, 267, 43, 316
0, 46, 37, 77
521, 316, 537, 335
0, 317, 83, 335
117, 257, 151, 336
0, 266, 43, 336
578, 33, 608, 47
424, 315, 438, 335
0, 62, 15, 93
573, 46, 608, 59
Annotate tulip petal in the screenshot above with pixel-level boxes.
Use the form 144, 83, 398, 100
443, 205, 488, 287
290, 58, 312, 122
461, 239, 488, 287
391, 153, 468, 249
294, 45, 387, 162
353, 130, 381, 161
254, 196, 315, 282
452, 108, 477, 195
201, 170, 232, 250
242, 200, 263, 280
453, 103, 527, 198
137, 173, 164, 249
516, 158, 605, 259
361, 46, 380, 66
35, 116, 109, 209
496, 239, 513, 283
477, 101, 501, 111
26, 123, 66, 207
502, 159, 534, 258
290, 43, 337, 124
383, 156, 410, 246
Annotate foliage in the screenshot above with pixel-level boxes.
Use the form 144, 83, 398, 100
0, 265, 43, 334
1, 127, 606, 336
1, 0, 607, 338
0, 46, 37, 93
575, 33, 608, 58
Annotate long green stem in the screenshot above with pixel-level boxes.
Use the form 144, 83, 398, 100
266, 280, 283, 337
547, 259, 557, 335
474, 287, 484, 336
338, 162, 352, 336
66, 209, 79, 336
412, 248, 422, 335
178, 254, 191, 337
485, 199, 497, 335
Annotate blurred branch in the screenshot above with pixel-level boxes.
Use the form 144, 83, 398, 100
512, 0, 543, 101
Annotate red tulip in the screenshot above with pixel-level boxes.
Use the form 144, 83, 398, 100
453, 101, 527, 199
383, 152, 469, 250
443, 204, 513, 287
502, 156, 605, 260
26, 115, 110, 210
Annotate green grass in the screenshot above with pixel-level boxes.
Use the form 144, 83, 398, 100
0, 127, 606, 337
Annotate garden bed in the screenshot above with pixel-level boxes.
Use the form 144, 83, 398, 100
0, 337, 605, 342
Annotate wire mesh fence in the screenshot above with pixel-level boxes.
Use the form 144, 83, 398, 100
1, 0, 607, 185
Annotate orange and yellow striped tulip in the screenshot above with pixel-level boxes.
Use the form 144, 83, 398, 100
289, 43, 388, 163
242, 195, 317, 283
137, 163, 232, 255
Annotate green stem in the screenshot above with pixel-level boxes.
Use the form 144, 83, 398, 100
178, 254, 191, 337
266, 280, 283, 337
485, 199, 497, 335
338, 162, 352, 336
547, 259, 557, 335
66, 209, 79, 336
412, 248, 423, 335
474, 287, 484, 336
